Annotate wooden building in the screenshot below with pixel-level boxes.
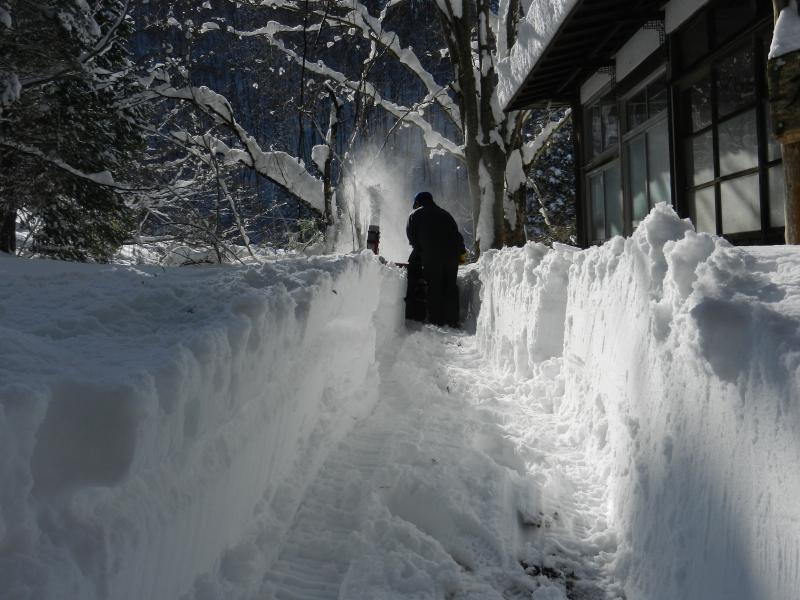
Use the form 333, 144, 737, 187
506, 0, 786, 247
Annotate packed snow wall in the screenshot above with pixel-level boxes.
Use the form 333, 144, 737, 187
0, 252, 405, 600
475, 205, 800, 600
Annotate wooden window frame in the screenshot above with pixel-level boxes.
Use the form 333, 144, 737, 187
671, 10, 784, 244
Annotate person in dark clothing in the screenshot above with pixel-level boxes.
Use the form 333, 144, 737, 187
405, 192, 466, 327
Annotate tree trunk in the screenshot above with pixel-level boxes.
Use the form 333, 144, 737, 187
322, 92, 342, 232
505, 185, 528, 246
0, 201, 17, 254
784, 142, 800, 243
771, 0, 800, 243
464, 142, 509, 252
0, 145, 14, 254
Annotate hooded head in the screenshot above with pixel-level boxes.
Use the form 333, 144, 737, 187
413, 191, 434, 209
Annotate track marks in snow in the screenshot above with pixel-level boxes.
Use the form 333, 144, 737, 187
260, 326, 620, 599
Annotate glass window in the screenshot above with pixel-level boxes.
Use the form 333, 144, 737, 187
690, 131, 714, 185
628, 136, 648, 224
679, 14, 709, 68
627, 78, 669, 133
591, 106, 603, 157
648, 80, 669, 117
765, 102, 782, 162
589, 163, 622, 241
605, 164, 623, 236
716, 45, 755, 118
603, 103, 619, 150
718, 109, 759, 176
721, 174, 760, 233
687, 79, 712, 131
590, 173, 605, 240
647, 120, 672, 206
588, 94, 618, 157
677, 6, 784, 243
627, 90, 648, 131
769, 165, 786, 227
626, 121, 672, 228
715, 0, 757, 45
691, 187, 717, 233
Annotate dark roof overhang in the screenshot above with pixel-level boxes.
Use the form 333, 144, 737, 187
505, 0, 666, 111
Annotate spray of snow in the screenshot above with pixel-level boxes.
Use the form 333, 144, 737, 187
335, 149, 466, 264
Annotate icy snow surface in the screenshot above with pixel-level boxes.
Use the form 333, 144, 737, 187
3, 205, 800, 599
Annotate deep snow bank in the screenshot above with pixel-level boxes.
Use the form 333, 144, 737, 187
476, 205, 800, 600
0, 252, 404, 600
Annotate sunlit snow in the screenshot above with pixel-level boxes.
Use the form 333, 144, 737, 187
2, 207, 800, 599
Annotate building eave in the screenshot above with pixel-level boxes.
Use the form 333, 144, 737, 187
505, 0, 666, 111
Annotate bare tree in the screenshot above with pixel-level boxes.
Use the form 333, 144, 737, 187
199, 0, 564, 252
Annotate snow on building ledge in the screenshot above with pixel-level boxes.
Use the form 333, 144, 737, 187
496, 0, 579, 111
499, 0, 666, 111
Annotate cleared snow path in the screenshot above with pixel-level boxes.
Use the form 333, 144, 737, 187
258, 326, 621, 600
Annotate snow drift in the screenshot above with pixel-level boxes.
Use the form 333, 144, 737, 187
0, 252, 404, 600
476, 204, 800, 600
4, 203, 800, 600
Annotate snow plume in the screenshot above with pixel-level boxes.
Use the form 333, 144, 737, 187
333, 149, 413, 262
0, 252, 405, 600
476, 204, 800, 600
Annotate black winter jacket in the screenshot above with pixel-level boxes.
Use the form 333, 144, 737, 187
406, 203, 465, 262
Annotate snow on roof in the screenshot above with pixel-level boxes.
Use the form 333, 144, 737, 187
496, 0, 580, 110
769, 0, 800, 59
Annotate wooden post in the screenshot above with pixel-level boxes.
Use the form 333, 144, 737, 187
769, 1, 800, 243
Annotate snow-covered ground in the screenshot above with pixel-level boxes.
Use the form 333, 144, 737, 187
2, 206, 800, 599
0, 252, 405, 599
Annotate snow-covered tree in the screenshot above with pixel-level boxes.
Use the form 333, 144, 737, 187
0, 0, 145, 261
213, 0, 566, 251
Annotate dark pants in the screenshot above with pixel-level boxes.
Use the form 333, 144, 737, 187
405, 251, 428, 322
423, 257, 459, 327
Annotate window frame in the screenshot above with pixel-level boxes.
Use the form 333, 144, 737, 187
583, 66, 672, 244
673, 14, 783, 242
620, 69, 671, 231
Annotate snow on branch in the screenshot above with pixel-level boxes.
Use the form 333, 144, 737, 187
338, 0, 462, 129
504, 110, 571, 194
230, 0, 461, 132
522, 110, 570, 167
0, 139, 136, 191
228, 22, 465, 160
152, 85, 325, 214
